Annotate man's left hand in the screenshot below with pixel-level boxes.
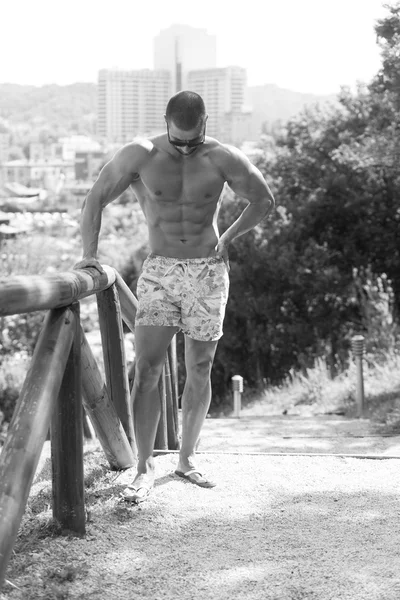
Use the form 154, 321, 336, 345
215, 238, 230, 267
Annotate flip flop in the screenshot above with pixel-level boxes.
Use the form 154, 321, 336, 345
174, 469, 216, 488
121, 484, 152, 504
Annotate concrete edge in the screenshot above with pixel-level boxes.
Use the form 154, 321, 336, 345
153, 449, 400, 460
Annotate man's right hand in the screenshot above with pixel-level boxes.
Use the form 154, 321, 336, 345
72, 257, 105, 275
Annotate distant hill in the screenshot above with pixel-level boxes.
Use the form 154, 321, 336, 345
246, 84, 339, 136
0, 83, 97, 131
0, 81, 339, 137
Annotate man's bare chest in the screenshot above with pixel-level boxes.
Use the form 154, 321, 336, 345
133, 152, 226, 203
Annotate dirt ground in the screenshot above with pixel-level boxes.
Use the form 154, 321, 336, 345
197, 413, 400, 456
2, 414, 400, 600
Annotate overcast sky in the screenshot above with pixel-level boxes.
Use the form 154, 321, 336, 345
1, 0, 389, 94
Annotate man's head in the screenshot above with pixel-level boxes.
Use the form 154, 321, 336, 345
165, 91, 208, 155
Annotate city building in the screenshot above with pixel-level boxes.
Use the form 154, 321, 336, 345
0, 132, 11, 185
59, 135, 103, 161
221, 110, 254, 146
97, 68, 171, 143
57, 135, 106, 181
0, 132, 10, 164
96, 26, 253, 145
187, 66, 252, 144
75, 150, 105, 181
154, 24, 216, 93
0, 159, 75, 193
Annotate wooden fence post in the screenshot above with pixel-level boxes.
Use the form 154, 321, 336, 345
97, 284, 135, 452
80, 327, 136, 469
114, 270, 138, 334
155, 364, 169, 450
50, 303, 85, 535
0, 307, 75, 589
167, 336, 180, 449
165, 349, 180, 450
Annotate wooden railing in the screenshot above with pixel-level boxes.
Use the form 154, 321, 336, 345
0, 265, 180, 588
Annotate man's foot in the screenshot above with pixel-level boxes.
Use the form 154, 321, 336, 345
174, 468, 216, 488
121, 473, 154, 504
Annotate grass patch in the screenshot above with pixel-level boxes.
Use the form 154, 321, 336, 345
242, 352, 400, 432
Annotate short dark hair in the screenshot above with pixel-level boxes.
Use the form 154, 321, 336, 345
165, 91, 206, 130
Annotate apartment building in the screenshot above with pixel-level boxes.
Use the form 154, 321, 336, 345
0, 159, 75, 192
187, 66, 252, 144
0, 132, 10, 164
96, 25, 252, 145
97, 68, 171, 142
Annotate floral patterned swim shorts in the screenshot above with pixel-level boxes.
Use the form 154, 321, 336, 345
135, 253, 230, 341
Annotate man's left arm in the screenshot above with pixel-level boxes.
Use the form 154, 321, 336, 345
216, 146, 275, 255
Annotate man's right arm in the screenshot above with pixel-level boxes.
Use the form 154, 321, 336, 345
74, 142, 147, 271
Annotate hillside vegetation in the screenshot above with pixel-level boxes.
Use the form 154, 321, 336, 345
0, 81, 334, 134
0, 83, 97, 131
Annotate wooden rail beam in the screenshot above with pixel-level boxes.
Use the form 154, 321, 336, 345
166, 345, 180, 450
97, 284, 135, 452
155, 364, 168, 451
114, 270, 138, 333
167, 337, 180, 449
0, 265, 116, 316
80, 327, 136, 468
0, 307, 75, 588
50, 303, 85, 535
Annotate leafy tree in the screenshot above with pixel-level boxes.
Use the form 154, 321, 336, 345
211, 3, 400, 405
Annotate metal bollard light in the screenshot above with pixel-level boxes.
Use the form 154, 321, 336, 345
232, 375, 243, 418
351, 335, 365, 417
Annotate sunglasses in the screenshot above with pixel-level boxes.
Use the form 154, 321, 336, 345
167, 123, 206, 148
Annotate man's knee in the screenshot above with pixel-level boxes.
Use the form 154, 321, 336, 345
134, 357, 164, 392
187, 354, 215, 381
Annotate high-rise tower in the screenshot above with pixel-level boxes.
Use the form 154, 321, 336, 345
187, 66, 251, 143
154, 24, 217, 93
97, 68, 171, 142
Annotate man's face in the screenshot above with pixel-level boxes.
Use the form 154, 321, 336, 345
166, 120, 206, 155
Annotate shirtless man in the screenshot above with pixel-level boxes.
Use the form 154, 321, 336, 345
74, 91, 275, 503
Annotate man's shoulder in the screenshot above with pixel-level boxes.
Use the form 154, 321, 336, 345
207, 139, 249, 172
113, 137, 157, 169
119, 137, 155, 157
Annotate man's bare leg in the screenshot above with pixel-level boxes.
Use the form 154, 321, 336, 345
176, 336, 218, 484
126, 324, 178, 501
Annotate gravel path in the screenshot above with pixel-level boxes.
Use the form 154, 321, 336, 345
2, 442, 400, 600
197, 414, 400, 456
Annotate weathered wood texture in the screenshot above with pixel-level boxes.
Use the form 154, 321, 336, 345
155, 363, 169, 450
0, 265, 115, 316
97, 284, 135, 452
167, 335, 180, 450
50, 303, 85, 535
114, 270, 138, 333
168, 336, 179, 411
0, 307, 75, 588
83, 409, 95, 439
80, 327, 136, 468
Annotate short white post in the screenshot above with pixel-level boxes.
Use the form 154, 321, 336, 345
232, 375, 243, 418
351, 335, 365, 417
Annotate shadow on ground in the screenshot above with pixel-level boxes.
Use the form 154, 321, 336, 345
4, 452, 400, 600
